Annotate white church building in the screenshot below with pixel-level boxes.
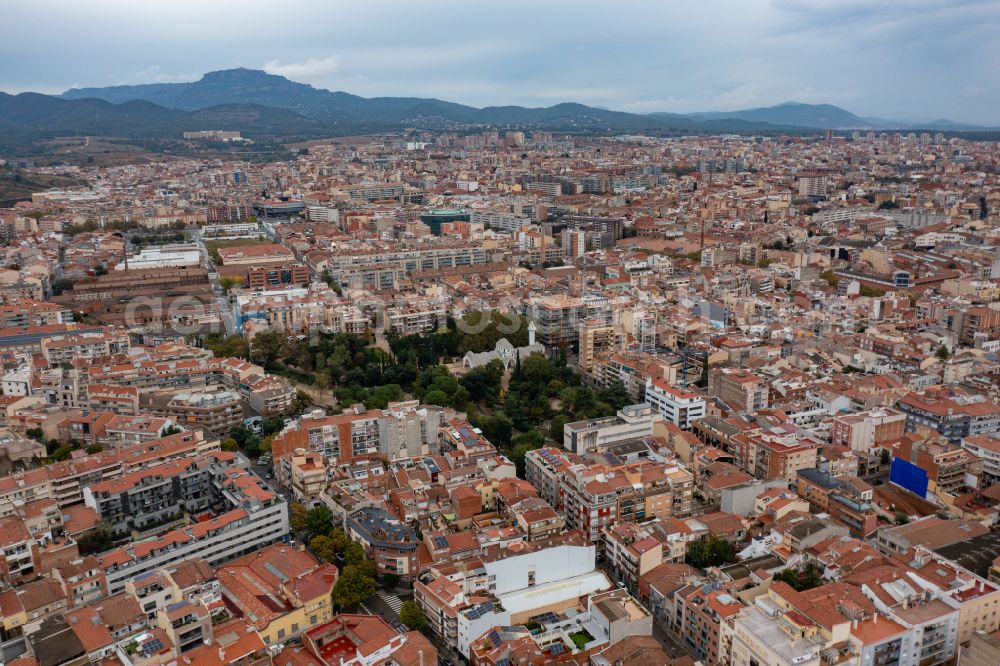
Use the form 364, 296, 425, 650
462, 320, 544, 369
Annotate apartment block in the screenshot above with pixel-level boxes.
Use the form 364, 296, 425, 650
525, 447, 693, 542
562, 404, 664, 455
831, 407, 906, 451
709, 367, 769, 413
96, 467, 289, 593
644, 378, 706, 429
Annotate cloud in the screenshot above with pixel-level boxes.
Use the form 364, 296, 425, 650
115, 66, 198, 86
262, 56, 340, 81
1, 0, 999, 124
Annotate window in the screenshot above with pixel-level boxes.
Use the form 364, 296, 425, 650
278, 629, 285, 639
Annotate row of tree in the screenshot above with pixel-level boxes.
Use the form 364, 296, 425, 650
288, 503, 427, 627
290, 504, 379, 609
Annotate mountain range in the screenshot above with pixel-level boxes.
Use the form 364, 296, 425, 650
55, 69, 794, 134
0, 68, 994, 154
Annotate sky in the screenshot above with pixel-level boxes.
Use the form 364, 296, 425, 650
3, 0, 999, 124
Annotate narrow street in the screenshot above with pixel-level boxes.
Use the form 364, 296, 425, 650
192, 229, 237, 336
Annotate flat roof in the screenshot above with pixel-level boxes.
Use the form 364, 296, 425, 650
738, 605, 821, 666
935, 531, 1000, 579
496, 570, 611, 616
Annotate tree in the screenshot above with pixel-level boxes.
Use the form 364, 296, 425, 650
684, 535, 738, 569
310, 534, 337, 563
773, 562, 823, 591
363, 383, 404, 410
221, 437, 239, 452
262, 416, 285, 436
52, 278, 77, 296
596, 382, 630, 412
422, 389, 450, 407
329, 527, 349, 554
320, 269, 342, 295
51, 444, 74, 461
509, 430, 546, 477
219, 276, 244, 293
549, 415, 570, 443
289, 503, 308, 533
461, 360, 505, 404
474, 413, 513, 448
202, 333, 249, 360
351, 557, 377, 579
936, 345, 950, 360
229, 424, 262, 457
773, 568, 798, 588
799, 562, 822, 589
77, 523, 113, 555
344, 541, 366, 566
305, 505, 334, 538
250, 330, 287, 369
400, 600, 427, 631
331, 565, 376, 609
294, 390, 315, 412
229, 424, 256, 448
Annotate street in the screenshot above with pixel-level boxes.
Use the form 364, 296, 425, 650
191, 229, 237, 336
653, 619, 689, 661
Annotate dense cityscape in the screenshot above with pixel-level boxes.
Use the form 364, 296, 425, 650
3, 1, 1000, 663
1, 122, 1000, 666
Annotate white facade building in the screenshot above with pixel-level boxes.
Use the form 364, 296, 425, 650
563, 404, 664, 455
644, 378, 706, 429
116, 244, 202, 270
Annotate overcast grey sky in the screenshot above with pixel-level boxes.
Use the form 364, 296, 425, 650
3, 0, 999, 124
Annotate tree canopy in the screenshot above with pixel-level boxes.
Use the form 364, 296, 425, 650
684, 535, 738, 569
400, 600, 427, 631
331, 565, 376, 609
304, 505, 334, 539
773, 562, 823, 591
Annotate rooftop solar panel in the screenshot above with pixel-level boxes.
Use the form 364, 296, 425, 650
142, 638, 164, 655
